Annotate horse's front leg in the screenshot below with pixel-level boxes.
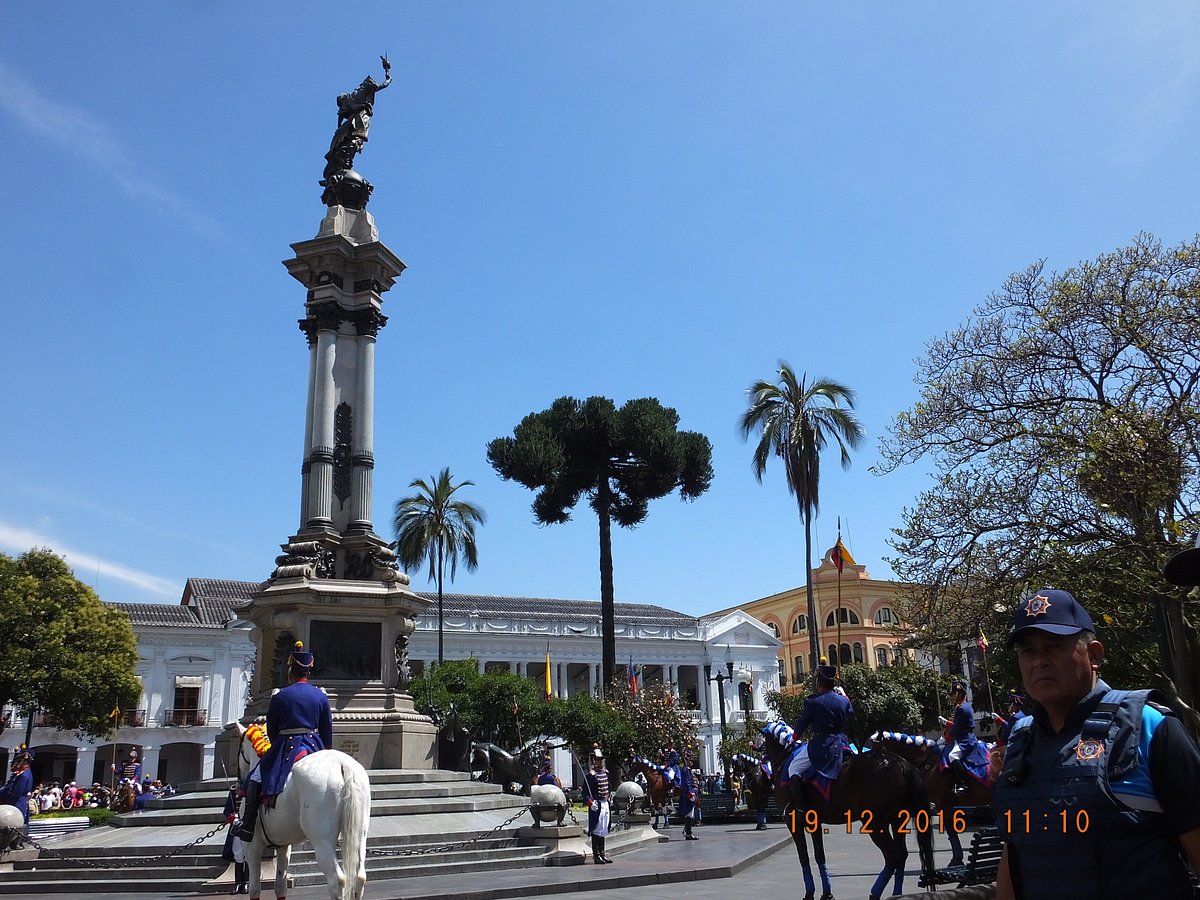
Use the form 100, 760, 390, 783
810, 824, 833, 900
946, 824, 964, 866
786, 804, 817, 900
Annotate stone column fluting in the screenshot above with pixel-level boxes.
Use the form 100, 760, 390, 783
299, 320, 318, 529
305, 306, 340, 529
348, 309, 382, 532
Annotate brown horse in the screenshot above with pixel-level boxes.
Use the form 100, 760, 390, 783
625, 756, 681, 829
761, 722, 935, 900
730, 754, 771, 829
113, 781, 139, 813
870, 731, 993, 866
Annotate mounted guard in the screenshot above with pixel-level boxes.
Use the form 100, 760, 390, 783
237, 641, 333, 842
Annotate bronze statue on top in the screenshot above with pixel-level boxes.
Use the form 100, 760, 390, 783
321, 56, 391, 209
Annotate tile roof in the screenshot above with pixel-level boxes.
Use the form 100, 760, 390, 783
416, 592, 697, 627
110, 580, 697, 629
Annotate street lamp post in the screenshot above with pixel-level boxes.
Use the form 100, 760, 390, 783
704, 645, 735, 787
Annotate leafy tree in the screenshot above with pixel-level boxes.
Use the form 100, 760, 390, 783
410, 659, 550, 747
765, 663, 951, 746
0, 549, 140, 738
876, 234, 1200, 729
740, 364, 864, 679
488, 396, 713, 688
393, 468, 486, 664
604, 679, 699, 762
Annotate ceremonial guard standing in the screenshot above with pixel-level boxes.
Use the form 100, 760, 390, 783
236, 641, 333, 841
677, 751, 699, 840
584, 746, 613, 864
0, 745, 35, 839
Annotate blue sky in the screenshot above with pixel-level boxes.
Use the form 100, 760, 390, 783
2, 3, 1199, 614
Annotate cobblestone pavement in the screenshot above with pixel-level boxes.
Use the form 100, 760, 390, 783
4, 819, 979, 900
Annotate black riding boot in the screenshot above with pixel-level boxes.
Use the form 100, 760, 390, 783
231, 861, 248, 894
949, 759, 968, 794
235, 782, 261, 842
684, 818, 698, 840
599, 836, 612, 863
592, 833, 603, 863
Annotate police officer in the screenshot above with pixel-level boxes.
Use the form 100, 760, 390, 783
787, 664, 852, 784
994, 588, 1200, 900
236, 641, 333, 841
0, 745, 35, 839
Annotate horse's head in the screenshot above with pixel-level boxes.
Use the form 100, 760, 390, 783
234, 721, 271, 781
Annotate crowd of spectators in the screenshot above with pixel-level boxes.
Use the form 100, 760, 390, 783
25, 778, 177, 815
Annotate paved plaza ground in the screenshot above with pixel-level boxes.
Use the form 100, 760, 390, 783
4, 818, 987, 900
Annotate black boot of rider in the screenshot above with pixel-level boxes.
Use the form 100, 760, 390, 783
231, 861, 248, 894
949, 759, 969, 794
235, 782, 261, 842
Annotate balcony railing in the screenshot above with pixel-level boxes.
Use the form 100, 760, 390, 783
164, 709, 207, 727
120, 709, 147, 728
730, 709, 772, 725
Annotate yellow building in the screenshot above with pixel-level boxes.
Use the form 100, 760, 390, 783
707, 544, 909, 696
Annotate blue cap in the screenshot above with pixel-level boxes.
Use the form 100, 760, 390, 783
1006, 589, 1096, 645
816, 664, 837, 682
950, 680, 968, 695
288, 641, 314, 669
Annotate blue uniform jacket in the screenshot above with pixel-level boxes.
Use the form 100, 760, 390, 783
260, 679, 334, 796
794, 689, 853, 779
0, 768, 34, 829
949, 702, 979, 746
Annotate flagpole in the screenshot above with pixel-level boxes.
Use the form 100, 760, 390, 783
835, 519, 843, 677
980, 627, 996, 713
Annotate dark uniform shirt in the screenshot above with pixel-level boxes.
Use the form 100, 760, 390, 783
0, 767, 34, 829
994, 680, 1200, 899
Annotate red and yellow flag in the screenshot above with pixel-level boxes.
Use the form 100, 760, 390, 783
832, 537, 856, 573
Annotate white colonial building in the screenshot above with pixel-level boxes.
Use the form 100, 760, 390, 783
2, 580, 781, 785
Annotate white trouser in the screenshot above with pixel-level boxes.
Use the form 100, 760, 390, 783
786, 742, 811, 779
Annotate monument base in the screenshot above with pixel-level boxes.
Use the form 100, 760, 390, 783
238, 573, 436, 771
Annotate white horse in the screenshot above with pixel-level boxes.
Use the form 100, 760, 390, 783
234, 723, 371, 900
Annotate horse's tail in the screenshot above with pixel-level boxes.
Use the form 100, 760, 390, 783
339, 756, 371, 900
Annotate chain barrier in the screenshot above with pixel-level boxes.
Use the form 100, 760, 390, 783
366, 804, 530, 857
11, 820, 229, 869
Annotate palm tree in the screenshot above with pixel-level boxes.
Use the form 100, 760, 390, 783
739, 363, 864, 680
392, 468, 486, 664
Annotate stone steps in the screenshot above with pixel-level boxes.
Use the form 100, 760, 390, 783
4, 769, 543, 894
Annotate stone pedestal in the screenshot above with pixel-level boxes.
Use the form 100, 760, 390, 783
242, 575, 436, 769
515, 825, 589, 866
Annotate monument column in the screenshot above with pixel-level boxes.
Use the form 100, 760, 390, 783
305, 308, 339, 531
348, 313, 379, 532
239, 58, 436, 770
298, 323, 318, 529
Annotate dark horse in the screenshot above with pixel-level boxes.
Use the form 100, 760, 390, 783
731, 753, 771, 830
625, 756, 681, 829
470, 742, 541, 794
761, 723, 934, 900
870, 731, 994, 866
